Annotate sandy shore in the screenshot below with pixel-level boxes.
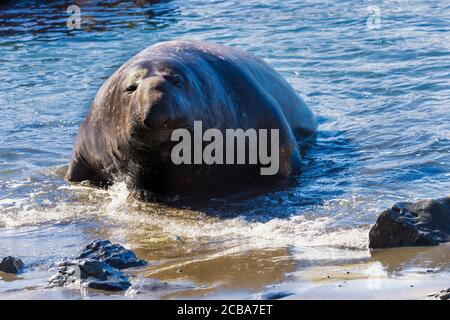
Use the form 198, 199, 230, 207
1, 243, 449, 300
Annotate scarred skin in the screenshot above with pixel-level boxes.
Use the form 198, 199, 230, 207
67, 39, 317, 197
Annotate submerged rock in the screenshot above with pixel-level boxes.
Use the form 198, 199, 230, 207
126, 279, 196, 296
47, 239, 147, 291
0, 256, 24, 274
76, 239, 147, 269
369, 197, 450, 249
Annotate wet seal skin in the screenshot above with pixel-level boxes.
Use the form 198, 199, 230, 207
67, 39, 317, 198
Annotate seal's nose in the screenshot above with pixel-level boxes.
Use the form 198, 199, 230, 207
143, 100, 170, 129
140, 76, 171, 129
146, 75, 167, 92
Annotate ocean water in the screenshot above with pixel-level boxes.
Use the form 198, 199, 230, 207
0, 0, 449, 299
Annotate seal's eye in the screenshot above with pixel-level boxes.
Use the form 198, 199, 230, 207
165, 74, 184, 88
125, 83, 138, 94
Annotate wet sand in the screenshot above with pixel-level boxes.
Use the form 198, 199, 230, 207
1, 229, 449, 300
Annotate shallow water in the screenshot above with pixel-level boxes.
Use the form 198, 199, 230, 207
0, 0, 449, 299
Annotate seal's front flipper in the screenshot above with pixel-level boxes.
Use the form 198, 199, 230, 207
66, 155, 97, 183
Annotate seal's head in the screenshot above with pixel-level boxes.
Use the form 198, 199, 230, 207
93, 42, 234, 162
68, 54, 199, 188
129, 65, 187, 125
108, 59, 193, 148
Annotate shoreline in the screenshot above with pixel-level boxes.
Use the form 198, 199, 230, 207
2, 243, 449, 300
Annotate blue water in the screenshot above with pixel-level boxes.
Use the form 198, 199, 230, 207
0, 0, 449, 299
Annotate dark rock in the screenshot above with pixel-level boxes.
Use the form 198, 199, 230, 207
77, 239, 147, 269
0, 256, 24, 274
438, 289, 450, 300
47, 239, 147, 291
261, 292, 294, 300
369, 197, 450, 249
47, 259, 131, 291
428, 288, 450, 300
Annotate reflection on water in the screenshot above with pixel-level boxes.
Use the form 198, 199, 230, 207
371, 244, 450, 275
0, 0, 449, 299
0, 1, 178, 37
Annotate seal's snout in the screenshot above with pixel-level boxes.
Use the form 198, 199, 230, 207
140, 76, 171, 129
145, 75, 167, 92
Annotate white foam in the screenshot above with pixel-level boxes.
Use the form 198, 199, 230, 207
0, 181, 371, 262
98, 184, 371, 257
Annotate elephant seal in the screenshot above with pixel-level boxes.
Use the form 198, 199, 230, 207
67, 39, 317, 197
